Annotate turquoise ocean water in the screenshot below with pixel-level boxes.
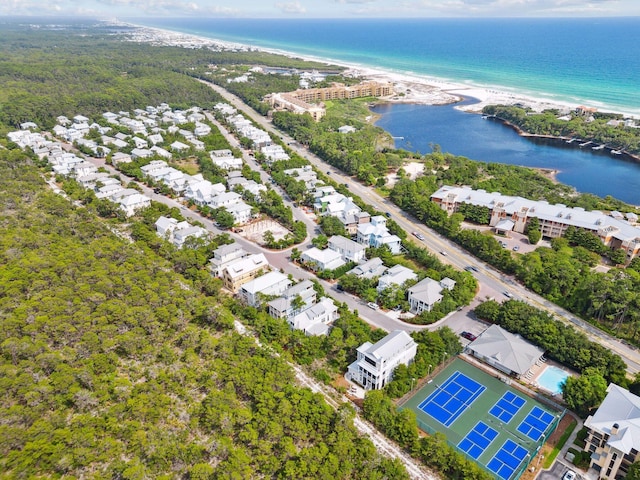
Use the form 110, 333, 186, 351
131, 17, 640, 202
134, 17, 640, 116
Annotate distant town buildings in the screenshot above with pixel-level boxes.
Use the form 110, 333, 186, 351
291, 81, 394, 103
265, 92, 326, 122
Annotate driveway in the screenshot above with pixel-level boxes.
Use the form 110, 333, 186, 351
537, 461, 581, 480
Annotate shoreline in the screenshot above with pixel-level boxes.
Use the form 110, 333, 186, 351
115, 21, 640, 205
489, 114, 640, 164
117, 21, 638, 121
532, 168, 560, 184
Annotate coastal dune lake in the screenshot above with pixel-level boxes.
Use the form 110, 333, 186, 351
372, 101, 640, 205
138, 17, 640, 203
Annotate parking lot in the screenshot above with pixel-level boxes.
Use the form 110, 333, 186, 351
460, 222, 548, 255
537, 460, 581, 480
496, 230, 546, 255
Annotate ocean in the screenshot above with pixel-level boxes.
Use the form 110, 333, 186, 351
134, 17, 640, 117
131, 17, 640, 203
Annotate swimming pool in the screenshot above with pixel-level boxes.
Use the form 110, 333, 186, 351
537, 366, 570, 395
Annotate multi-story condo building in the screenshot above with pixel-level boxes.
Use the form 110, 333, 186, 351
265, 81, 394, 122
584, 384, 640, 479
431, 185, 640, 261
291, 81, 394, 103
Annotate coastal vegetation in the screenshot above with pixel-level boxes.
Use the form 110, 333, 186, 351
0, 146, 415, 479
246, 72, 640, 346
0, 22, 337, 129
229, 297, 492, 479
483, 104, 640, 156
272, 104, 403, 185
0, 21, 491, 480
362, 390, 492, 480
5, 18, 640, 479
175, 51, 640, 345
391, 169, 640, 342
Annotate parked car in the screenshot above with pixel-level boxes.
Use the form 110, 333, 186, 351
440, 251, 447, 256
460, 331, 477, 341
417, 233, 425, 241
343, 183, 349, 188
503, 291, 513, 298
512, 245, 520, 251
385, 212, 391, 218
562, 470, 576, 480
367, 302, 379, 310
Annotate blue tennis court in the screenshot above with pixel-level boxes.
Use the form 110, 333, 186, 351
487, 439, 529, 480
489, 391, 526, 423
517, 406, 555, 442
458, 421, 498, 459
418, 370, 486, 427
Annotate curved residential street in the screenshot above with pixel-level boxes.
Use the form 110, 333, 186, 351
201, 79, 640, 375
70, 81, 639, 480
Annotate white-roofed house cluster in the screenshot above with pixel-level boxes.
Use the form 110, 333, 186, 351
207, 243, 339, 336
8, 122, 151, 218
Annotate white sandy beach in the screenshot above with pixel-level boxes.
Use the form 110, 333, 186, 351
349, 66, 580, 115
121, 22, 622, 118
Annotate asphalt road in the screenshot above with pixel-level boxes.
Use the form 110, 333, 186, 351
202, 79, 640, 375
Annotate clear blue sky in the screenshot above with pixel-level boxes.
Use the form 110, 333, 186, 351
2, 0, 639, 18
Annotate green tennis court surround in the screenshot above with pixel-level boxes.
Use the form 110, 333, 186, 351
401, 358, 562, 480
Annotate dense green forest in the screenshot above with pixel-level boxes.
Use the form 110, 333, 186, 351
227, 298, 492, 479
484, 104, 640, 156
0, 21, 496, 480
0, 21, 415, 479
0, 142, 413, 479
4, 18, 637, 478
0, 21, 335, 130
272, 107, 406, 185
